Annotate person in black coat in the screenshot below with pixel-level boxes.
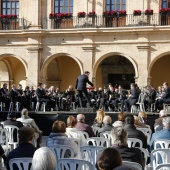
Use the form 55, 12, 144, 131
6, 126, 37, 170
75, 71, 94, 107
124, 83, 139, 112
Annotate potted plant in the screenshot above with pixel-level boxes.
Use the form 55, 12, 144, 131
119, 10, 127, 17
145, 9, 153, 15
88, 11, 97, 18
64, 13, 72, 18
103, 10, 117, 17
9, 14, 17, 19
0, 14, 17, 20
77, 12, 86, 18
133, 10, 141, 16
159, 8, 170, 15
49, 13, 56, 19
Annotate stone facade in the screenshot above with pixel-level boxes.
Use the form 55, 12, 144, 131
0, 0, 170, 91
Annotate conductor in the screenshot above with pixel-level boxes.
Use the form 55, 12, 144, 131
75, 71, 94, 108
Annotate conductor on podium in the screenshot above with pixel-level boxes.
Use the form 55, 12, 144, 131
75, 71, 94, 108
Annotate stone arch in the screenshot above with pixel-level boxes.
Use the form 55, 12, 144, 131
93, 52, 138, 78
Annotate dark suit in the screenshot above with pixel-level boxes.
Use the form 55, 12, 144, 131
6, 143, 37, 170
124, 124, 147, 148
75, 122, 95, 137
75, 74, 93, 107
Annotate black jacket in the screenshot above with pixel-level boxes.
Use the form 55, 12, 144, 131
75, 74, 93, 91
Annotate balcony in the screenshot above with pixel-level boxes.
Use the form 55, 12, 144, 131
42, 13, 170, 29
0, 18, 28, 30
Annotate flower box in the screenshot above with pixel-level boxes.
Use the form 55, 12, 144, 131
119, 10, 127, 17
88, 11, 97, 18
49, 13, 72, 19
159, 8, 170, 15
133, 10, 141, 16
145, 9, 153, 15
103, 11, 117, 18
0, 14, 17, 20
77, 12, 86, 18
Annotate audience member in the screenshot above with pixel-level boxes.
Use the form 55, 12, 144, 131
97, 148, 122, 170
98, 116, 113, 136
112, 112, 126, 127
6, 127, 37, 170
75, 114, 95, 137
32, 147, 57, 170
138, 111, 148, 124
0, 145, 7, 165
149, 117, 170, 152
124, 115, 147, 148
66, 116, 78, 137
134, 115, 147, 128
111, 126, 144, 168
93, 109, 105, 128
154, 110, 167, 131
17, 108, 43, 147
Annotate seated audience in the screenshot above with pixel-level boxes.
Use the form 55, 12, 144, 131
93, 109, 105, 128
75, 114, 95, 137
111, 126, 144, 168
124, 115, 147, 148
17, 108, 43, 147
134, 115, 147, 128
112, 112, 126, 127
32, 147, 57, 170
66, 116, 78, 137
138, 111, 148, 124
6, 127, 37, 170
154, 110, 167, 131
98, 115, 113, 136
46, 120, 77, 154
149, 117, 170, 152
97, 148, 122, 170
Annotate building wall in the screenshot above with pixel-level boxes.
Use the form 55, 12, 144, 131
0, 0, 169, 90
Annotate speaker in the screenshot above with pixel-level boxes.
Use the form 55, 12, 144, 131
76, 107, 96, 113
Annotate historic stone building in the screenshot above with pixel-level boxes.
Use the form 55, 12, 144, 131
0, 0, 170, 91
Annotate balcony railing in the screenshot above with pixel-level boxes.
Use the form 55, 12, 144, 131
0, 18, 28, 30
42, 13, 170, 29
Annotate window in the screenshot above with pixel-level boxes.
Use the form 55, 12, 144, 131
162, 0, 170, 8
106, 0, 126, 11
54, 0, 73, 13
2, 0, 19, 15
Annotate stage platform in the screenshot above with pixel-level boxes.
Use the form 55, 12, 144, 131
0, 111, 162, 136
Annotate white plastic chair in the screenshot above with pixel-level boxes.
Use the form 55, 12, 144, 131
87, 137, 110, 147
80, 146, 105, 170
9, 158, 32, 170
57, 158, 93, 170
137, 127, 152, 144
92, 126, 100, 136
155, 163, 170, 170
100, 131, 111, 139
4, 125, 19, 150
137, 147, 149, 168
76, 131, 89, 146
131, 105, 137, 113
127, 138, 143, 148
136, 93, 146, 112
151, 149, 170, 170
154, 139, 170, 150
48, 145, 74, 161
122, 161, 142, 170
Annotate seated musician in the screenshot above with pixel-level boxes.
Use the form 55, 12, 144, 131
65, 85, 75, 111
124, 83, 139, 112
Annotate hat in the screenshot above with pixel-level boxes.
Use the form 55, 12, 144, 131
7, 112, 16, 119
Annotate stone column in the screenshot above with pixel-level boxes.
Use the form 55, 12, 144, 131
136, 45, 150, 87
27, 46, 42, 87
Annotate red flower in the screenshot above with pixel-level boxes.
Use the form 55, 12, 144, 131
134, 10, 141, 13
159, 8, 170, 13
88, 11, 96, 15
145, 9, 153, 13
119, 10, 126, 15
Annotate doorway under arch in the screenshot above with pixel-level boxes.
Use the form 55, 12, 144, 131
45, 55, 81, 91
150, 55, 170, 88
96, 55, 135, 89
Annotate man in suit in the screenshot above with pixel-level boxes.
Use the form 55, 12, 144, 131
6, 126, 37, 170
75, 114, 95, 137
156, 82, 170, 111
75, 71, 94, 107
124, 83, 139, 112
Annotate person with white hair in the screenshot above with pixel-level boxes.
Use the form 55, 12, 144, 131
98, 115, 113, 136
149, 117, 170, 152
32, 147, 57, 170
75, 114, 95, 137
154, 110, 167, 131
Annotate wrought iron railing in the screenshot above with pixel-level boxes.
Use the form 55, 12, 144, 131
42, 13, 170, 29
0, 18, 28, 30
